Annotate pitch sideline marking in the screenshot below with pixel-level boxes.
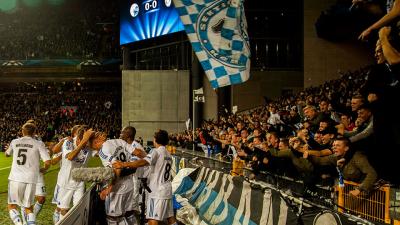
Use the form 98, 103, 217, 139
0, 166, 11, 171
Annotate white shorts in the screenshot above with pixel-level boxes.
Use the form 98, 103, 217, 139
8, 180, 36, 208
35, 173, 46, 196
35, 183, 46, 197
105, 190, 135, 217
52, 184, 84, 209
146, 197, 174, 221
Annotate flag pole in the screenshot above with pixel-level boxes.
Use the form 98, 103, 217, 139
192, 90, 195, 151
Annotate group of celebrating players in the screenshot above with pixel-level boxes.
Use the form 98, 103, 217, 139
6, 120, 178, 225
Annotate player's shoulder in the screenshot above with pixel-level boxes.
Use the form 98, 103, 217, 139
33, 139, 46, 147
62, 139, 74, 150
100, 139, 118, 152
113, 138, 132, 149
158, 145, 168, 153
159, 146, 172, 158
132, 140, 144, 149
10, 138, 17, 144
13, 136, 26, 142
103, 139, 118, 148
14, 136, 34, 144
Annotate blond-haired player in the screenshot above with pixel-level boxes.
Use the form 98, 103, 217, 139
6, 123, 51, 225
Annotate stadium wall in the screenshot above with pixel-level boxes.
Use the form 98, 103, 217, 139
202, 71, 303, 120
232, 71, 303, 112
203, 74, 218, 121
304, 0, 375, 88
122, 70, 189, 142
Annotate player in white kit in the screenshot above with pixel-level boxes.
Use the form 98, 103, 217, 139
113, 130, 177, 225
52, 126, 105, 223
6, 123, 51, 225
51, 124, 81, 165
7, 119, 49, 223
97, 126, 146, 225
120, 126, 147, 215
24, 119, 48, 219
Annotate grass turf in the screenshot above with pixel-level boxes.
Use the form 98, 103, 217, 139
0, 153, 102, 225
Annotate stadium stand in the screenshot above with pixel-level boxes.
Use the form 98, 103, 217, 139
173, 63, 400, 188
0, 0, 120, 60
0, 81, 122, 150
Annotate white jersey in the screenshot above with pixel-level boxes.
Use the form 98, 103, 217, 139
56, 138, 92, 189
8, 136, 50, 184
144, 146, 173, 199
131, 141, 149, 178
131, 141, 143, 151
99, 139, 135, 194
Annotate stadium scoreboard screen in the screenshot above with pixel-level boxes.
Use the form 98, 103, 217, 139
120, 0, 184, 45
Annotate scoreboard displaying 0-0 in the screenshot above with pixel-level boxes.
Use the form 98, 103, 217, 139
120, 0, 184, 45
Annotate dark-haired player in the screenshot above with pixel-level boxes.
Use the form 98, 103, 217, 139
113, 129, 177, 225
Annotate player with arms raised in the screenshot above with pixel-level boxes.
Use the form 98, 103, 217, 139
52, 126, 106, 223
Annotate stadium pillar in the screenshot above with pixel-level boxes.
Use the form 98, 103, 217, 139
191, 51, 203, 136
217, 86, 231, 117
122, 46, 132, 70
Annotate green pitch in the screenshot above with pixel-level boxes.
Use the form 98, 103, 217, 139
0, 153, 102, 225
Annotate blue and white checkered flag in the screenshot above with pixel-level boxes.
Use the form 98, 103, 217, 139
173, 0, 251, 89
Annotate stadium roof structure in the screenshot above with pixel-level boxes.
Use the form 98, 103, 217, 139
1, 60, 24, 66
0, 59, 121, 67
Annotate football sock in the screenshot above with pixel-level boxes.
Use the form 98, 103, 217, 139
26, 213, 36, 225
20, 206, 27, 225
53, 210, 60, 224
33, 202, 43, 216
9, 209, 23, 225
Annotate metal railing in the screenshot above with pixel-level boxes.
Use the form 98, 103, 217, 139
337, 180, 391, 224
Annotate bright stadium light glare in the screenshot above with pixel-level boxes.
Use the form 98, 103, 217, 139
22, 0, 42, 7
0, 0, 17, 12
47, 0, 64, 6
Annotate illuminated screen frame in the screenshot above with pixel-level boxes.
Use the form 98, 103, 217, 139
120, 0, 184, 45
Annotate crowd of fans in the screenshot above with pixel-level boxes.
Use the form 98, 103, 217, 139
0, 81, 122, 150
0, 0, 120, 60
173, 64, 398, 193
172, 8, 400, 192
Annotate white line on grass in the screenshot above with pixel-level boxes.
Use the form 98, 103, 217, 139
0, 166, 11, 171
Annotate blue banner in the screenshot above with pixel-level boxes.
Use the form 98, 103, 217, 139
173, 0, 251, 88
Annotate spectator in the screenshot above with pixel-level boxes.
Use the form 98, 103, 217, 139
310, 137, 378, 196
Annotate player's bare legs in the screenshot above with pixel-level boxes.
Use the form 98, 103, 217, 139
147, 217, 177, 225
167, 216, 177, 225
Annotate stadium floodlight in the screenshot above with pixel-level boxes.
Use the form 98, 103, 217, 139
0, 0, 17, 12
22, 0, 42, 7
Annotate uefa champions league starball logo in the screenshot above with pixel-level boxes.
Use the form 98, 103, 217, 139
165, 0, 172, 7
130, 3, 139, 17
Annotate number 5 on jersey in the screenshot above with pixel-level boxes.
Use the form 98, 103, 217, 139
17, 149, 27, 165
